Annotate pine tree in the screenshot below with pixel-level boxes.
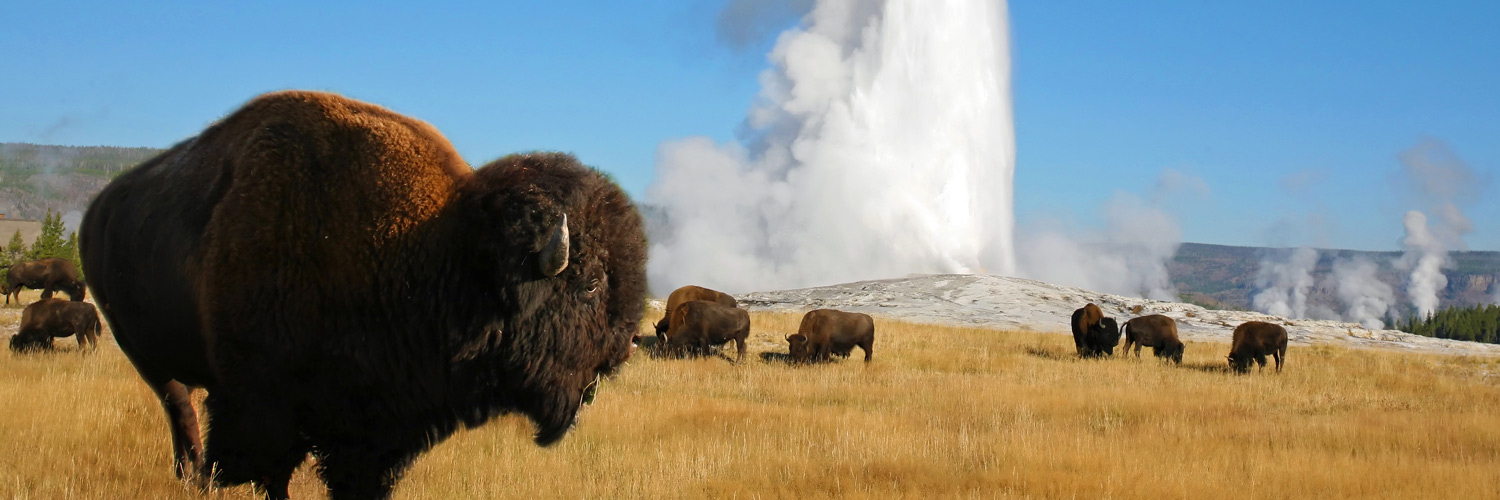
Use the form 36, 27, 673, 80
2, 230, 26, 267
26, 209, 67, 261
61, 231, 83, 280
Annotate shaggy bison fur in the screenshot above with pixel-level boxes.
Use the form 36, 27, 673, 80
8, 298, 102, 352
663, 300, 750, 363
3, 257, 86, 305
1071, 304, 1119, 358
80, 91, 648, 500
1121, 314, 1184, 363
787, 309, 875, 363
654, 285, 736, 341
1228, 321, 1287, 374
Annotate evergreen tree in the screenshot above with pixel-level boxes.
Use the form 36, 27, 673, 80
61, 231, 83, 279
2, 230, 25, 267
26, 209, 67, 261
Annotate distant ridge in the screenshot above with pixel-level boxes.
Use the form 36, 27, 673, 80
1170, 242, 1500, 315
0, 142, 164, 221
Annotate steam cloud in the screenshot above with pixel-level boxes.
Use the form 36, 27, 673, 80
1392, 139, 1486, 318
1332, 256, 1396, 329
1014, 175, 1192, 302
1252, 247, 1319, 319
647, 0, 1015, 294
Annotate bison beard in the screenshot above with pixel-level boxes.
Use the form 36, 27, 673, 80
79, 91, 648, 500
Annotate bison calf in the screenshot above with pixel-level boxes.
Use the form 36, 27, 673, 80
664, 300, 750, 363
655, 285, 737, 341
786, 309, 875, 363
1121, 314, 1184, 363
9, 298, 102, 352
1070, 303, 1120, 358
1228, 321, 1287, 374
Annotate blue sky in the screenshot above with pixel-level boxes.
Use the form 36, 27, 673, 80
2, 0, 1495, 251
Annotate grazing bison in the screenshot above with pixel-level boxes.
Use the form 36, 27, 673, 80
1070, 303, 1119, 358
4, 258, 86, 304
786, 309, 875, 363
79, 91, 648, 500
9, 298, 102, 352
654, 285, 737, 340
1228, 321, 1287, 374
664, 300, 750, 363
1121, 314, 1184, 363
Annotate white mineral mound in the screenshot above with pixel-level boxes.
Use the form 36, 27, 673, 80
731, 274, 1500, 357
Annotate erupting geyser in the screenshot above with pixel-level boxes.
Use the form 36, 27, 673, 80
647, 0, 1015, 294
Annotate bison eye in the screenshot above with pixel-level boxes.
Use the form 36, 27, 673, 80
586, 278, 600, 294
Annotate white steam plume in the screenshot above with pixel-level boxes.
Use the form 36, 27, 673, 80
647, 0, 1014, 294
1390, 140, 1485, 318
1252, 247, 1319, 319
1397, 210, 1449, 318
1015, 171, 1195, 302
1332, 256, 1395, 329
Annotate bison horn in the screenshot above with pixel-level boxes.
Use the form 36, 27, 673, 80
538, 213, 570, 277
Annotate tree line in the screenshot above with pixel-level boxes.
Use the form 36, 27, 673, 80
2, 209, 83, 279
1391, 304, 1500, 344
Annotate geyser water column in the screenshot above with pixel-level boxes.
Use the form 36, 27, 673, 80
646, 0, 1015, 294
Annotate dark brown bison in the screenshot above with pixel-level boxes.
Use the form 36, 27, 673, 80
79, 91, 648, 500
663, 300, 750, 363
3, 258, 86, 304
654, 285, 737, 340
9, 298, 103, 352
1070, 303, 1119, 358
1228, 321, 1287, 374
786, 309, 875, 363
1121, 314, 1184, 363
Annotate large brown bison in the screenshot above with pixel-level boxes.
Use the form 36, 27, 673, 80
654, 285, 737, 340
1228, 321, 1287, 374
8, 298, 102, 352
1070, 303, 1120, 358
3, 257, 86, 304
786, 309, 875, 363
79, 91, 648, 500
1120, 314, 1184, 363
664, 300, 750, 363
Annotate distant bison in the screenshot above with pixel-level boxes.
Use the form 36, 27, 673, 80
1228, 321, 1287, 374
664, 300, 750, 363
3, 258, 86, 304
787, 309, 875, 363
80, 91, 648, 500
9, 298, 102, 352
655, 285, 737, 341
1071, 304, 1119, 358
1121, 314, 1184, 363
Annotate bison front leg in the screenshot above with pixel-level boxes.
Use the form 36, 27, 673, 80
202, 392, 309, 499
315, 442, 417, 500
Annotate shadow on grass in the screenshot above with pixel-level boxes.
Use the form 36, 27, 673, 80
1024, 345, 1075, 362
1179, 360, 1231, 374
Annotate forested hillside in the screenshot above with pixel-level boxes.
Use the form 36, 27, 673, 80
0, 142, 162, 221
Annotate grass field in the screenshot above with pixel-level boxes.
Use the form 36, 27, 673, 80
3, 293, 1499, 499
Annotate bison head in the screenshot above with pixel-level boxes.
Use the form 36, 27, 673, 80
786, 334, 809, 362
9, 332, 54, 353
1226, 354, 1251, 374
59, 279, 87, 302
454, 152, 648, 446
1161, 340, 1184, 364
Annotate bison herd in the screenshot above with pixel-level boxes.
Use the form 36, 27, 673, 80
0, 91, 1299, 500
1072, 303, 1287, 373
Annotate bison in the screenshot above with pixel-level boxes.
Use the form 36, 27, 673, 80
9, 298, 102, 352
786, 309, 875, 363
79, 91, 648, 500
1071, 303, 1120, 358
1228, 321, 1287, 374
663, 300, 750, 363
3, 257, 86, 304
654, 285, 737, 341
1120, 314, 1184, 363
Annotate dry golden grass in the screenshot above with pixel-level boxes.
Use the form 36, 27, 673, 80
2, 302, 1499, 499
